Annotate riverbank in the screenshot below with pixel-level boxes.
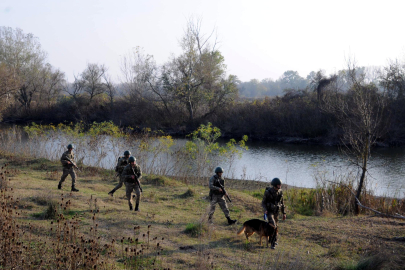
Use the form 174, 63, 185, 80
1, 154, 404, 269
0, 121, 398, 147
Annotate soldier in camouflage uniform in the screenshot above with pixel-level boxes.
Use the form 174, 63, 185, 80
108, 150, 131, 196
262, 177, 286, 249
208, 167, 237, 225
58, 144, 79, 192
121, 156, 142, 211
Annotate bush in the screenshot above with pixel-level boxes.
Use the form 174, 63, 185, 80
43, 200, 59, 219
336, 253, 387, 270
179, 188, 195, 198
184, 222, 207, 237
144, 174, 178, 187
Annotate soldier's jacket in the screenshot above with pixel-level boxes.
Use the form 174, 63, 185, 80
60, 151, 75, 169
115, 156, 130, 174
262, 187, 286, 214
209, 174, 225, 196
121, 164, 142, 184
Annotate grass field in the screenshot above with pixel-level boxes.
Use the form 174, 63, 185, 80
1, 154, 404, 269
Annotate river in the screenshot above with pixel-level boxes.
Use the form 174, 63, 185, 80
90, 138, 404, 198
1, 126, 403, 198
231, 141, 405, 198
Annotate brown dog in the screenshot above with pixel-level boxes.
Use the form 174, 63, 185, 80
237, 219, 277, 247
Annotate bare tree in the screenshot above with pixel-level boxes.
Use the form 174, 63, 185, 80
80, 63, 107, 101
0, 27, 51, 114
19, 63, 65, 110
103, 73, 116, 110
161, 17, 237, 123
63, 75, 84, 101
322, 62, 388, 215
42, 67, 65, 108
15, 56, 47, 113
120, 47, 173, 118
0, 64, 19, 115
64, 63, 108, 104
120, 47, 152, 99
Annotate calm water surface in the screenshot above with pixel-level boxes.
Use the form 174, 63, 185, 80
20, 133, 405, 198
229, 141, 405, 198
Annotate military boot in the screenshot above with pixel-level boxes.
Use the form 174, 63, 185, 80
134, 203, 139, 211
71, 186, 79, 192
58, 183, 62, 190
227, 217, 237, 225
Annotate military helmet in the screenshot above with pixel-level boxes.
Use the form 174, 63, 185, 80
214, 167, 224, 173
271, 178, 282, 186
67, 144, 74, 149
124, 150, 131, 156
128, 156, 136, 163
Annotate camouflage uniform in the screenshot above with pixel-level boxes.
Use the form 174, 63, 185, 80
261, 186, 286, 227
121, 164, 142, 210
208, 174, 231, 219
59, 150, 77, 189
109, 156, 130, 194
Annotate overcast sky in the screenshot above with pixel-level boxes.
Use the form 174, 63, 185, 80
1, 0, 405, 82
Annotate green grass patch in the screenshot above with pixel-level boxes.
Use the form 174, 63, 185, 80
184, 222, 207, 237
230, 206, 243, 213
250, 189, 265, 199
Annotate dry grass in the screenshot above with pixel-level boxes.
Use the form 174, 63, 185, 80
0, 154, 404, 269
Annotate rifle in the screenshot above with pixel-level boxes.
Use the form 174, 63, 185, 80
216, 177, 231, 203
65, 157, 81, 172
131, 166, 143, 192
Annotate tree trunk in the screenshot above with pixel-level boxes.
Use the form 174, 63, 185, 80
355, 134, 369, 215
187, 99, 194, 122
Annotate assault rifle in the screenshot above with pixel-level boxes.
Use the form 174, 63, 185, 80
216, 177, 232, 203
131, 166, 143, 192
65, 157, 81, 172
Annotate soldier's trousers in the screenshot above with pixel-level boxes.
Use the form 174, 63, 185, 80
59, 167, 76, 187
209, 194, 230, 218
112, 176, 124, 192
267, 212, 279, 227
125, 182, 141, 208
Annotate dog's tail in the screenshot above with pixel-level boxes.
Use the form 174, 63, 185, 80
237, 225, 245, 235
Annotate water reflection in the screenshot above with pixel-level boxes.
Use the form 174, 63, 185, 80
231, 141, 405, 198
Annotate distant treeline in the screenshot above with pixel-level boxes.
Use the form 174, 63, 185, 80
1, 25, 405, 146
238, 70, 309, 98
